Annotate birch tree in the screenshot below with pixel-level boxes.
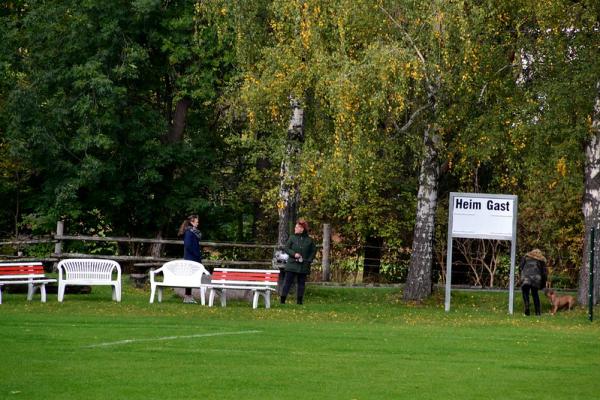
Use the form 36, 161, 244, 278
508, 0, 600, 302
235, 0, 315, 253
237, 0, 421, 270
377, 2, 447, 300
276, 98, 304, 250
581, 82, 600, 304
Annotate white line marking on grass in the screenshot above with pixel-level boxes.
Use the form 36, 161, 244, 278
83, 330, 262, 348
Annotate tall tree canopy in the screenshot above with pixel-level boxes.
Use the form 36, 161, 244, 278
1, 0, 235, 240
1, 0, 598, 301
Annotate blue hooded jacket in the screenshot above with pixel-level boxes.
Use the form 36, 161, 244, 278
183, 228, 202, 262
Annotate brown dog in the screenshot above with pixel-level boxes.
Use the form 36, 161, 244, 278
544, 288, 575, 315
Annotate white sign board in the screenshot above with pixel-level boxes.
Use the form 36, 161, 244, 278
445, 192, 518, 314
451, 196, 516, 240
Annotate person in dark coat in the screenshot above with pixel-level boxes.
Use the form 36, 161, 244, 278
178, 214, 202, 304
519, 248, 548, 316
280, 219, 316, 305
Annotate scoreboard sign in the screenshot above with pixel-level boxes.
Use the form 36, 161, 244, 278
445, 192, 518, 314
451, 195, 516, 240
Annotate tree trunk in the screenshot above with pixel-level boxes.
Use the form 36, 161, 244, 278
154, 94, 191, 256
404, 125, 440, 301
380, 4, 442, 301
166, 97, 192, 144
149, 230, 164, 259
274, 98, 304, 265
579, 80, 600, 305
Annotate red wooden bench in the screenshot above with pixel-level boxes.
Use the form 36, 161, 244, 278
205, 268, 279, 309
0, 262, 57, 304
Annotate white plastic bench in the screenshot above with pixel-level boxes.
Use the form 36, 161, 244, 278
57, 259, 122, 302
0, 262, 57, 304
149, 259, 210, 304
205, 268, 280, 309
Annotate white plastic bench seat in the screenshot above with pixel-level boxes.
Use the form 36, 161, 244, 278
0, 262, 57, 304
205, 268, 280, 309
57, 259, 122, 302
149, 259, 210, 304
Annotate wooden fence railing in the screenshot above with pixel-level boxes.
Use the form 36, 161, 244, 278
0, 221, 333, 280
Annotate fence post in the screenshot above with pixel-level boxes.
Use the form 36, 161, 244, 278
322, 223, 331, 281
54, 220, 64, 256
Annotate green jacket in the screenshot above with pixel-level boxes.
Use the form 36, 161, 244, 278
284, 232, 317, 274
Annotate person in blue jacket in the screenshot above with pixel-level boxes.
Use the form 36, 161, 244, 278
178, 214, 202, 303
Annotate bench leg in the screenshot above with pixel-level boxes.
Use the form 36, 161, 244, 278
113, 283, 121, 302
208, 288, 215, 307
209, 288, 226, 307
27, 283, 35, 301
252, 291, 259, 309
220, 289, 227, 307
150, 284, 156, 303
252, 291, 270, 309
200, 286, 206, 306
40, 284, 47, 303
58, 282, 66, 302
265, 291, 271, 309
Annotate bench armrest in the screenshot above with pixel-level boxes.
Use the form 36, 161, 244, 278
149, 268, 161, 284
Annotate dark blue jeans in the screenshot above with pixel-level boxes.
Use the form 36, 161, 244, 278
521, 285, 541, 315
281, 271, 307, 304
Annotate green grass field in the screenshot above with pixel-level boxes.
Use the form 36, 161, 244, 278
1, 280, 599, 399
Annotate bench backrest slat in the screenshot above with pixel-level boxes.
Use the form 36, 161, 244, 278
0, 262, 43, 267
0, 266, 44, 274
211, 268, 279, 286
0, 263, 45, 278
212, 272, 278, 282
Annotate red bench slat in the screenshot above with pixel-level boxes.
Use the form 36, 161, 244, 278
212, 272, 278, 282
0, 265, 45, 275
211, 278, 278, 283
213, 273, 278, 280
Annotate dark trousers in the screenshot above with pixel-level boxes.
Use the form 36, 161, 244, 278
281, 271, 307, 304
521, 285, 541, 315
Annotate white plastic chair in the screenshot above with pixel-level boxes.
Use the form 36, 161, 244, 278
149, 259, 210, 304
57, 259, 122, 302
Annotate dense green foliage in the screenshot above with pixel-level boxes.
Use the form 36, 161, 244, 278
1, 284, 599, 399
1, 1, 599, 287
0, 0, 235, 239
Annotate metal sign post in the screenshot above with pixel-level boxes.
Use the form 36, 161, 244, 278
445, 192, 518, 313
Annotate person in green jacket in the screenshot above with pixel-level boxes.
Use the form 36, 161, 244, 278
280, 219, 316, 305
